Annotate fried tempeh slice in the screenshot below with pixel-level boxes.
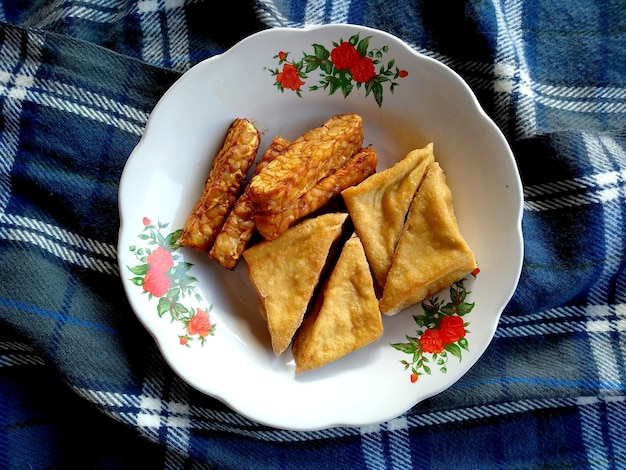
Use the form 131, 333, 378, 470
247, 114, 364, 214
255, 146, 378, 241
380, 162, 477, 315
342, 143, 435, 287
180, 118, 260, 252
242, 212, 348, 356
292, 233, 382, 374
209, 136, 290, 269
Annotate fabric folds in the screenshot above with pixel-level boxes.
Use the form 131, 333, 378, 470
0, 1, 624, 468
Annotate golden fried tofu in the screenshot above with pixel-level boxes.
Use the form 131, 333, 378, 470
379, 162, 477, 315
292, 233, 382, 374
242, 212, 348, 355
342, 143, 434, 287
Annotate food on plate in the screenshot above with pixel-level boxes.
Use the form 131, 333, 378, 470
379, 161, 477, 315
209, 135, 290, 269
178, 113, 477, 373
242, 212, 348, 356
247, 114, 364, 215
292, 233, 382, 374
255, 146, 378, 241
342, 144, 434, 287
180, 118, 260, 252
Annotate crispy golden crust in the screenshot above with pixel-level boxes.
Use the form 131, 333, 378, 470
247, 114, 364, 214
242, 212, 348, 356
179, 118, 260, 252
292, 233, 382, 374
255, 146, 378, 241
342, 143, 435, 287
209, 136, 290, 269
379, 162, 477, 315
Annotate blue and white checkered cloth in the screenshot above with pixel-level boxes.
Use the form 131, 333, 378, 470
1, 1, 625, 468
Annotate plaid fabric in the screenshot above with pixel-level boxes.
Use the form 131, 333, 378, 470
1, 0, 624, 468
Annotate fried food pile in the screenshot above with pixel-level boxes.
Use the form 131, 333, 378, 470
180, 118, 260, 253
344, 147, 477, 316
180, 114, 477, 374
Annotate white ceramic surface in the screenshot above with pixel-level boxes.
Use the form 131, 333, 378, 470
118, 24, 524, 431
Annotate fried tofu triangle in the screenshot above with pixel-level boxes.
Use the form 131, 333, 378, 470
380, 162, 477, 315
243, 212, 348, 356
292, 233, 382, 374
247, 114, 364, 214
180, 118, 260, 252
342, 143, 435, 287
209, 136, 290, 269
255, 146, 378, 241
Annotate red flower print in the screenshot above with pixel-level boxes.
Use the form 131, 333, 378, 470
420, 328, 444, 354
350, 56, 376, 83
129, 218, 217, 346
188, 308, 212, 337
143, 268, 171, 297
276, 63, 305, 91
440, 315, 466, 345
146, 247, 174, 272
391, 277, 475, 381
270, 33, 406, 107
330, 42, 361, 70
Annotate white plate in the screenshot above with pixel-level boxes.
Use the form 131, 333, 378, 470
118, 24, 523, 431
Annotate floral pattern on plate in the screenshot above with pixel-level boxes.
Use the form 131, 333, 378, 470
269, 33, 409, 107
127, 217, 216, 346
391, 271, 479, 383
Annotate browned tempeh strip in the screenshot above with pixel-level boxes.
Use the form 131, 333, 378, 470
247, 114, 364, 214
255, 146, 378, 241
209, 136, 291, 269
179, 118, 260, 252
